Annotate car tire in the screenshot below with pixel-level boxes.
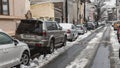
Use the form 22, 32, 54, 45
49, 40, 55, 54
62, 36, 67, 46
20, 51, 30, 66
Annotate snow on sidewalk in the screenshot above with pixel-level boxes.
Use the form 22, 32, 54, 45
65, 27, 106, 68
110, 26, 120, 68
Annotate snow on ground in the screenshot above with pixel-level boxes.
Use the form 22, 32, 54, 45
21, 27, 103, 68
65, 27, 106, 68
110, 26, 120, 68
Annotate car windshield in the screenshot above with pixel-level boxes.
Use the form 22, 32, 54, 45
16, 20, 43, 35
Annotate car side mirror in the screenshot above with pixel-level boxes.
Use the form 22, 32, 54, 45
13, 39, 19, 46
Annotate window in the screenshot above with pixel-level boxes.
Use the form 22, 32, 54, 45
0, 0, 9, 15
0, 32, 13, 45
46, 22, 58, 30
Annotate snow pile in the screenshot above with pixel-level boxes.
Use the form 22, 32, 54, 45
110, 26, 120, 68
65, 27, 105, 68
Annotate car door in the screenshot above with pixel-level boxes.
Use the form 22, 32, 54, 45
46, 22, 60, 44
0, 32, 20, 67
0, 41, 5, 67
56, 22, 64, 43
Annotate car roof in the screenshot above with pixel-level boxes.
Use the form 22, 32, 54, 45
59, 23, 73, 25
21, 19, 43, 23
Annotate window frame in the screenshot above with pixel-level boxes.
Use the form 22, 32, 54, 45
0, 0, 9, 15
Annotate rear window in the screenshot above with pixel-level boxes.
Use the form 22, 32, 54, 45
16, 20, 43, 35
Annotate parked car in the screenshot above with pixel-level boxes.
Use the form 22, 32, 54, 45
59, 23, 78, 41
76, 24, 87, 35
87, 22, 95, 30
94, 22, 98, 28
15, 19, 67, 54
113, 21, 120, 30
0, 29, 30, 68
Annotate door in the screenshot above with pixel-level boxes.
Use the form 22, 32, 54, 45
0, 32, 20, 67
46, 22, 61, 44
56, 23, 65, 43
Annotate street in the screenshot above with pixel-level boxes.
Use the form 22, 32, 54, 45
19, 24, 120, 68
91, 25, 111, 68
41, 25, 104, 68
0, 0, 120, 68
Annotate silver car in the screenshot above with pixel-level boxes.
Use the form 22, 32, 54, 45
0, 30, 30, 68
59, 23, 78, 41
15, 19, 67, 54
76, 24, 87, 35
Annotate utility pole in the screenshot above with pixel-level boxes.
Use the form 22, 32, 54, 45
77, 0, 79, 24
116, 0, 118, 20
65, 0, 68, 23
84, 0, 86, 23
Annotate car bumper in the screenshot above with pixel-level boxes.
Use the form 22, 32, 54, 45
67, 34, 73, 40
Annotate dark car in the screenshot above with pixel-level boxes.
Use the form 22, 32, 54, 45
15, 19, 67, 54
87, 22, 95, 30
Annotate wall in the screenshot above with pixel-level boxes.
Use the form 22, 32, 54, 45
0, 0, 28, 35
31, 2, 54, 19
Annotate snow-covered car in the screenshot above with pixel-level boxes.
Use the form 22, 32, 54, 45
59, 23, 78, 41
0, 30, 30, 68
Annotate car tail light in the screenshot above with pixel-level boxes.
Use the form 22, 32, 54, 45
42, 31, 47, 36
67, 29, 71, 33
35, 43, 42, 47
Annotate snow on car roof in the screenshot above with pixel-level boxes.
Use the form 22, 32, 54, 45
59, 23, 73, 29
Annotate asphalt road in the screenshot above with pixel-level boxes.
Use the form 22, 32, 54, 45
91, 24, 111, 68
41, 26, 105, 68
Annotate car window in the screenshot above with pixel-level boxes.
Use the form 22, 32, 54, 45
16, 20, 43, 35
0, 32, 13, 45
46, 22, 58, 30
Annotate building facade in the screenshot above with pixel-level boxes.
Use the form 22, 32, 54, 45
31, 0, 64, 23
0, 0, 30, 35
116, 0, 120, 20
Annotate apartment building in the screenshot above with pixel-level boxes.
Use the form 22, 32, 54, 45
0, 0, 30, 35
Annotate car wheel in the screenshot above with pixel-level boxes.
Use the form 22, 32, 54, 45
49, 40, 55, 54
20, 52, 30, 65
62, 36, 67, 46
